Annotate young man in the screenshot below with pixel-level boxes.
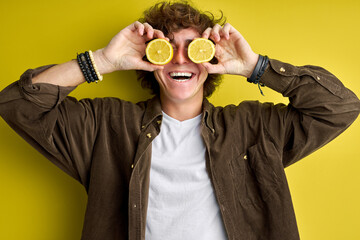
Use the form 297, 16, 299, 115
0, 1, 359, 240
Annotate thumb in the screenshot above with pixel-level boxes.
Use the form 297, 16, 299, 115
136, 61, 164, 72
201, 62, 224, 74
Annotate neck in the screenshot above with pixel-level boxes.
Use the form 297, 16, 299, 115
160, 96, 203, 121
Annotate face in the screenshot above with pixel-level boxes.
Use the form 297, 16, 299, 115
154, 28, 208, 106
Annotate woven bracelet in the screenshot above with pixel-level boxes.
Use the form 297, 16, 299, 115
247, 55, 269, 95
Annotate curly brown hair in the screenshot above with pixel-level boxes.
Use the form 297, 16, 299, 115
136, 0, 226, 98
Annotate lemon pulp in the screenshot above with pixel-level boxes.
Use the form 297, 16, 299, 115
188, 38, 215, 64
146, 39, 173, 65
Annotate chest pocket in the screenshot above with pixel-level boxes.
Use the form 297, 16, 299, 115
229, 143, 281, 207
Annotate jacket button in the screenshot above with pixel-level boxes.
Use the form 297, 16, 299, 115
146, 133, 152, 138
221, 205, 226, 212
133, 204, 137, 208
131, 164, 134, 169
244, 155, 248, 160
157, 120, 162, 125
280, 67, 286, 73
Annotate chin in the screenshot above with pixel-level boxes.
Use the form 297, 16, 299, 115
162, 89, 204, 103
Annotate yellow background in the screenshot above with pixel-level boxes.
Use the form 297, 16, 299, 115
0, 0, 359, 239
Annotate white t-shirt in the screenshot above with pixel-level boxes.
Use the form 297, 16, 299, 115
145, 112, 228, 240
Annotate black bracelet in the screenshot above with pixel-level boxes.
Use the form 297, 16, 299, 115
83, 57, 95, 83
85, 51, 99, 81
247, 55, 269, 84
247, 55, 264, 84
257, 56, 269, 80
85, 53, 96, 82
77, 53, 92, 83
247, 54, 269, 95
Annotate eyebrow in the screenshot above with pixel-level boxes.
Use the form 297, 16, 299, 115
170, 38, 194, 45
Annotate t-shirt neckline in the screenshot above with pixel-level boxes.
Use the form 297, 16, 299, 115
162, 111, 202, 127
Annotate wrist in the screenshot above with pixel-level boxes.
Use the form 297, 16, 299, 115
92, 49, 116, 75
247, 54, 269, 84
243, 53, 259, 78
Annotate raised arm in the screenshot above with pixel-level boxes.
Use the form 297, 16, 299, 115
32, 21, 166, 86
0, 21, 167, 185
202, 23, 360, 166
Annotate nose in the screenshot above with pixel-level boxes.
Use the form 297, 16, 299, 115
172, 46, 189, 64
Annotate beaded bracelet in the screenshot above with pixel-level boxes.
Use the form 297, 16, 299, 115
85, 52, 98, 81
88, 50, 103, 81
77, 53, 94, 83
77, 51, 103, 83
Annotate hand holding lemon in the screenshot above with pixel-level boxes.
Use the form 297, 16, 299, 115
201, 23, 258, 77
98, 21, 167, 73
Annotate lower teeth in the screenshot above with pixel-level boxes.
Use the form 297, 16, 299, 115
171, 76, 192, 81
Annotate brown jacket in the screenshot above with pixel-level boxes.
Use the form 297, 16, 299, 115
0, 59, 359, 240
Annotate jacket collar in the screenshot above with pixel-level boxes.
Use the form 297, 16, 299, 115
141, 96, 163, 129
202, 98, 215, 133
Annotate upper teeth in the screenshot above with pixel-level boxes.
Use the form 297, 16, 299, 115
170, 72, 193, 77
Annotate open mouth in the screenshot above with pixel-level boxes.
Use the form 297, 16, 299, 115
169, 72, 195, 82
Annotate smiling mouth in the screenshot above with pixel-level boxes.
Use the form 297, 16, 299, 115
169, 72, 195, 82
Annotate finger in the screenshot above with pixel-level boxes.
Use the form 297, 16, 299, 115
132, 21, 145, 36
220, 23, 232, 40
210, 24, 222, 42
201, 62, 225, 74
153, 29, 166, 39
202, 27, 212, 39
143, 22, 155, 39
137, 61, 164, 72
226, 24, 245, 42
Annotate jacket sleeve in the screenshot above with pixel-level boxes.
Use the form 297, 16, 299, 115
258, 58, 360, 167
0, 66, 101, 187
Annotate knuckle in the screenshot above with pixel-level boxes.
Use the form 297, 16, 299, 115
156, 30, 164, 36
135, 21, 142, 27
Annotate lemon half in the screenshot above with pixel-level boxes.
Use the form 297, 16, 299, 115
145, 38, 173, 65
188, 38, 215, 64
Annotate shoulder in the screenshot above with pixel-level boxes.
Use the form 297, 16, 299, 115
59, 96, 151, 118
207, 100, 268, 118
207, 99, 288, 129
